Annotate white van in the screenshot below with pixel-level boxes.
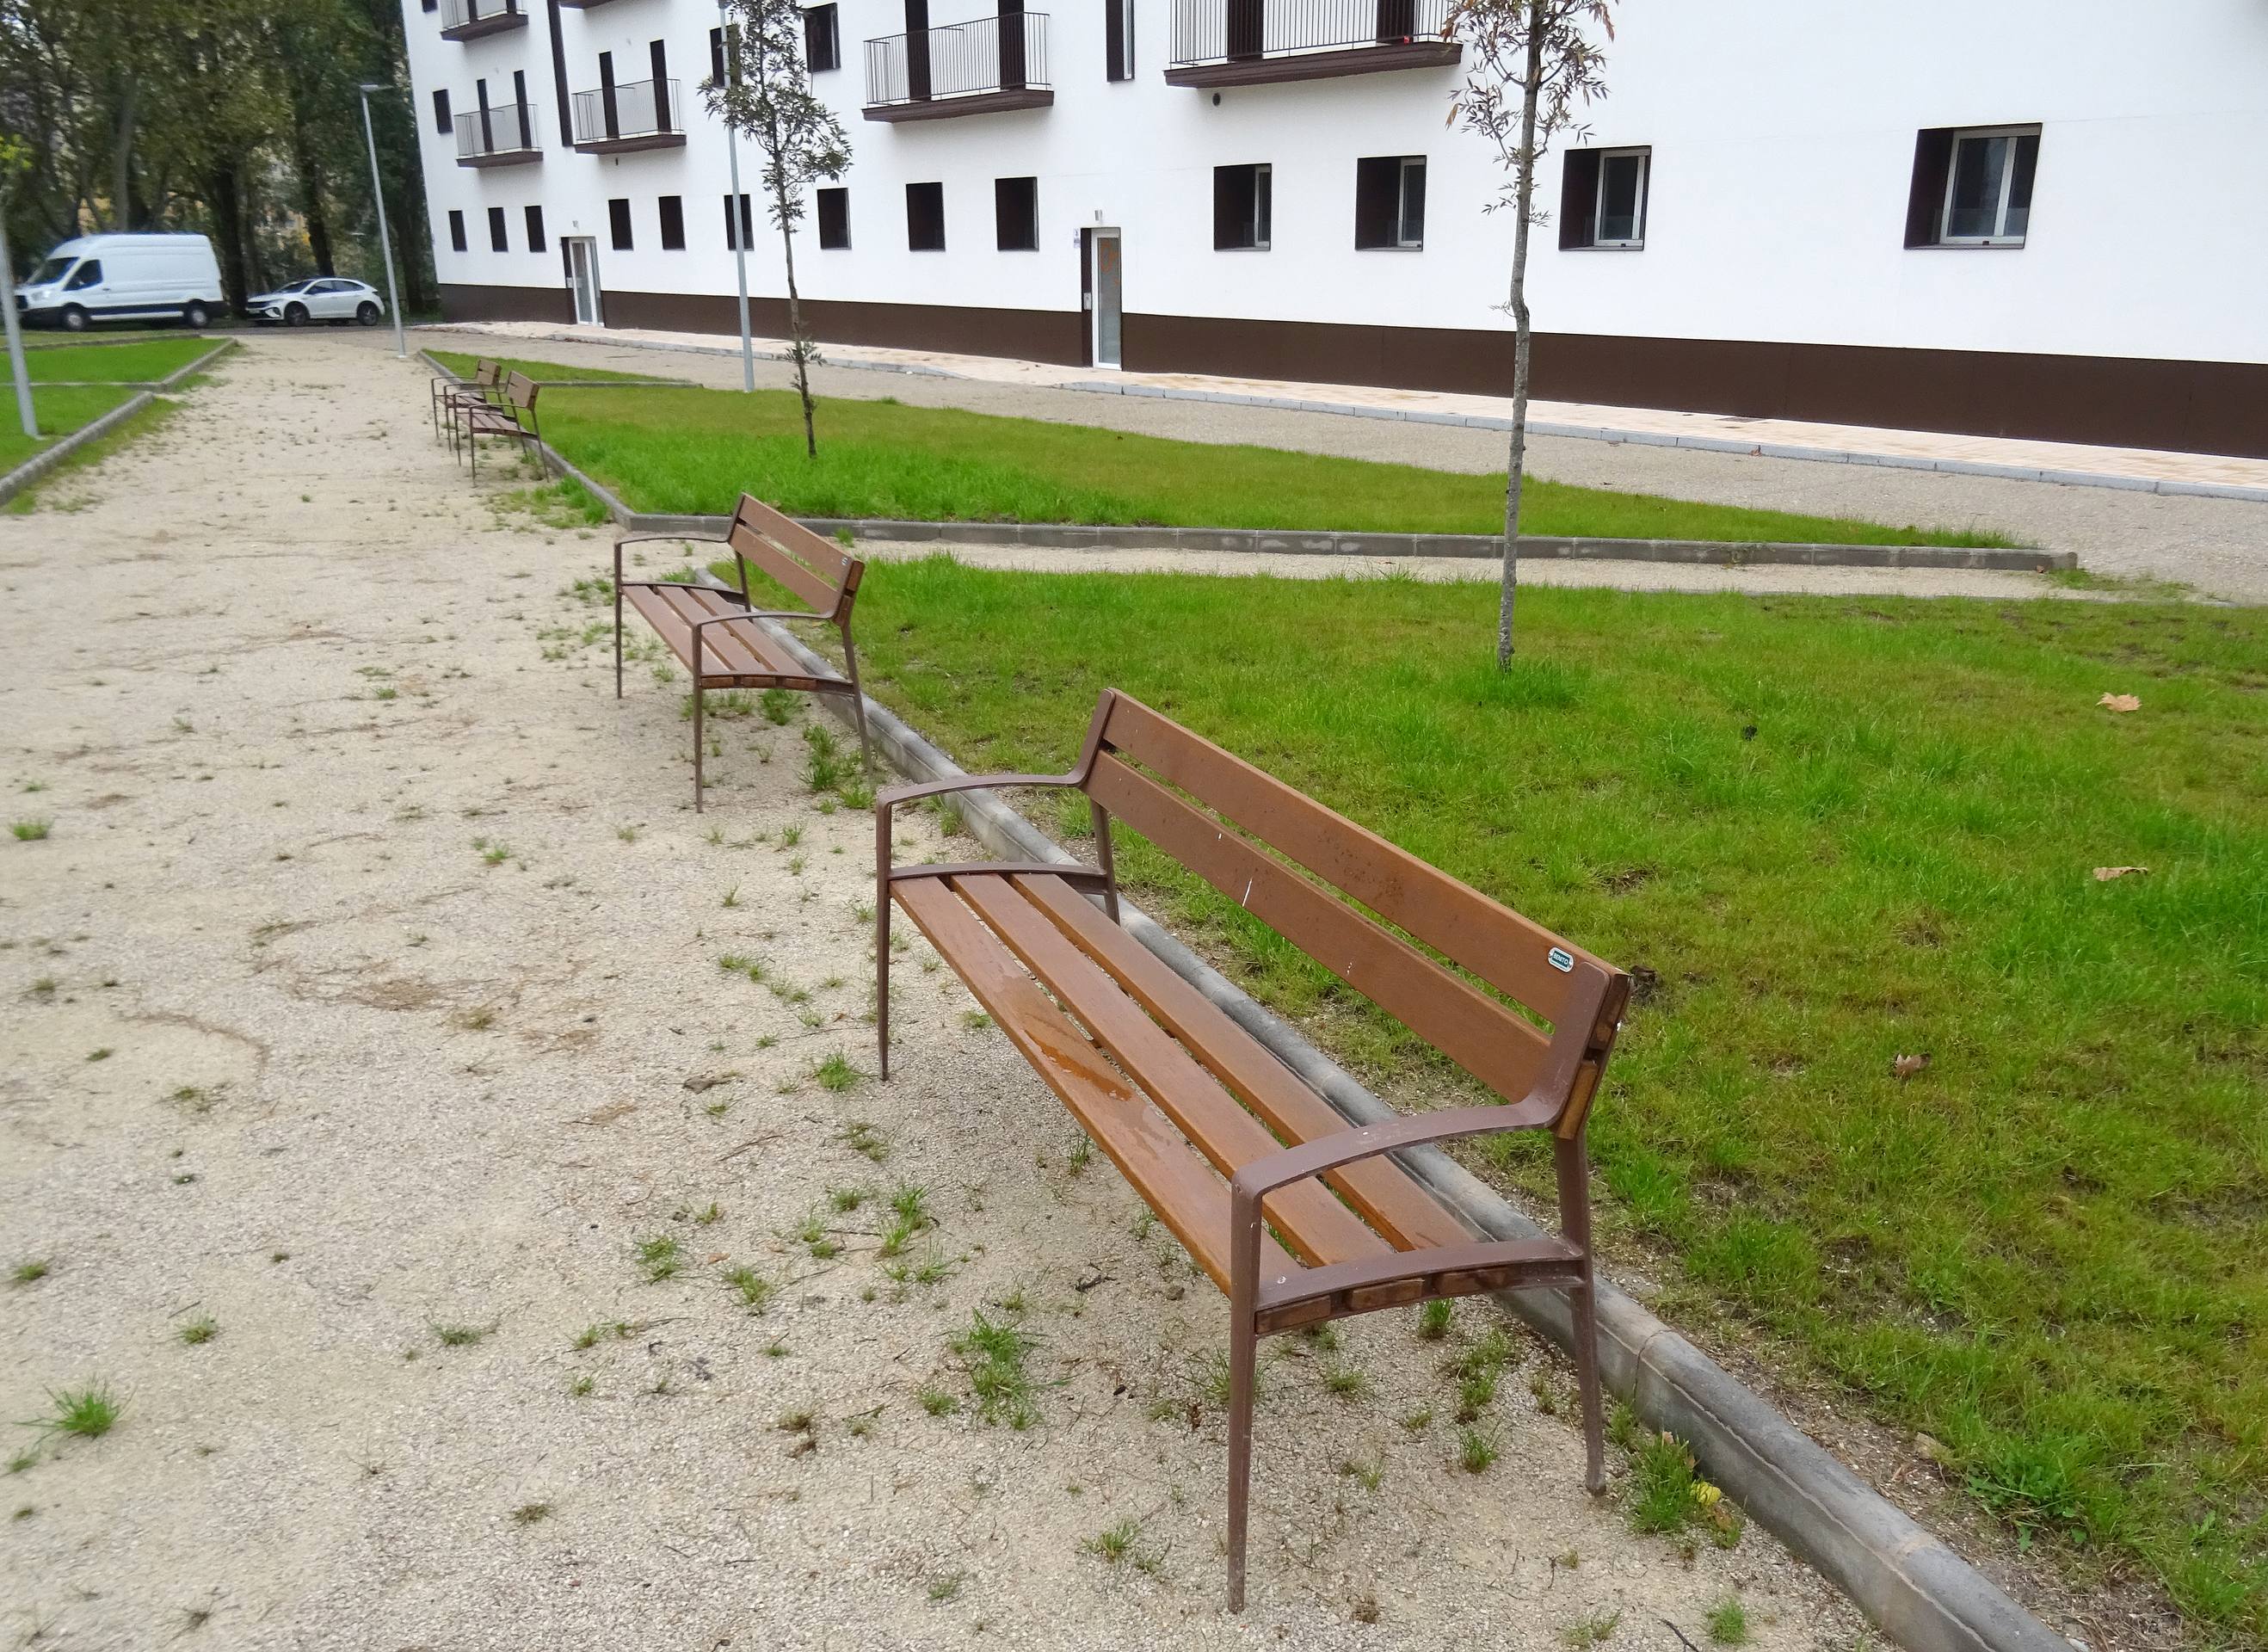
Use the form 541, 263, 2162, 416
16, 233, 226, 331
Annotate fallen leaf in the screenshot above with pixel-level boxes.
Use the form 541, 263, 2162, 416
1891, 1052, 1931, 1080
2092, 866, 2149, 882
2099, 693, 2141, 713
681, 1070, 739, 1093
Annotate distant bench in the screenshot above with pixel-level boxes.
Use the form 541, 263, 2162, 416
430, 356, 501, 439
874, 687, 1631, 1610
449, 371, 540, 476
613, 493, 874, 810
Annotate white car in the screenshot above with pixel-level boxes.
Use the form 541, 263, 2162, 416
246, 278, 387, 327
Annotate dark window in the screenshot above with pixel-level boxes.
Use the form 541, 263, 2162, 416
433, 89, 453, 133
723, 193, 754, 250
64, 260, 102, 290
526, 204, 546, 252
994, 176, 1038, 251
1559, 146, 1648, 249
1354, 156, 1425, 249
658, 194, 686, 250
804, 3, 841, 71
1105, 0, 1133, 79
817, 188, 850, 250
608, 197, 633, 251
1212, 163, 1271, 250
447, 210, 467, 253
1908, 125, 2038, 247
906, 181, 946, 251
488, 206, 508, 252
422, 0, 435, 11
710, 26, 726, 85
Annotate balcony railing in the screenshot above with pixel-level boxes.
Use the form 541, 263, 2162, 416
439, 0, 527, 41
862, 12, 1052, 122
456, 100, 541, 166
570, 77, 686, 152
1166, 0, 1458, 85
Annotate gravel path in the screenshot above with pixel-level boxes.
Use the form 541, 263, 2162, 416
405, 325, 2267, 603
0, 333, 1870, 1649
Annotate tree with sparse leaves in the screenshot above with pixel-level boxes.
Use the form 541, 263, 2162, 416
702, 0, 850, 458
1445, 0, 1612, 667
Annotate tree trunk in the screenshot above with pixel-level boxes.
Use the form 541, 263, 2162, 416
768, 114, 819, 459
110, 76, 138, 231
292, 117, 336, 276
206, 165, 251, 315
1497, 0, 1547, 671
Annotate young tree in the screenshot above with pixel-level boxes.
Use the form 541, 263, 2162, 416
1445, 0, 1612, 667
702, 0, 850, 458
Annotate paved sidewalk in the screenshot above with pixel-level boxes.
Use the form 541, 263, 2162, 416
410, 325, 2268, 604
438, 319, 2268, 502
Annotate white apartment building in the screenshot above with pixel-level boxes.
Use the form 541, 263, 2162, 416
403, 0, 2268, 457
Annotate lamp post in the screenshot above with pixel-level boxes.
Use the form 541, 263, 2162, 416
357, 82, 409, 360
718, 0, 755, 391
0, 212, 35, 439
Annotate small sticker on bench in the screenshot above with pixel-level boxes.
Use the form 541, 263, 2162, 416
1548, 946, 1575, 973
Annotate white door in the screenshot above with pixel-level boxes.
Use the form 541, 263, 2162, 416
1091, 228, 1122, 369
567, 239, 601, 326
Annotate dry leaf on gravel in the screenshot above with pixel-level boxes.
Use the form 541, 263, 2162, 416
2098, 693, 2141, 712
2092, 866, 2150, 882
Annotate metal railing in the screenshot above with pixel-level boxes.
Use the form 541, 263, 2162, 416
441, 0, 522, 31
863, 12, 1050, 108
570, 77, 681, 144
1168, 0, 1448, 66
456, 99, 539, 159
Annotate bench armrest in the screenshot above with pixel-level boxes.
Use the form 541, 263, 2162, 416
876, 770, 1084, 813
1229, 1100, 1560, 1209
615, 533, 730, 551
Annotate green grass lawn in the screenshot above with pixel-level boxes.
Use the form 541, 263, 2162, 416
428, 349, 681, 385
800, 559, 2263, 1637
18, 336, 214, 383
453, 351, 2018, 548
0, 385, 139, 473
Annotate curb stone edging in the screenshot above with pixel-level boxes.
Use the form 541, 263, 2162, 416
673, 564, 2069, 1652
415, 361, 2074, 575
0, 339, 236, 508
416, 320, 2268, 506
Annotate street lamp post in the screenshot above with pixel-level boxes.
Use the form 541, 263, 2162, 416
719, 0, 755, 391
358, 83, 409, 360
0, 212, 36, 439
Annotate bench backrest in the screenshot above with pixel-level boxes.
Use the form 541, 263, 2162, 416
724, 492, 864, 622
1076, 689, 1629, 1137
503, 370, 539, 410
472, 358, 502, 387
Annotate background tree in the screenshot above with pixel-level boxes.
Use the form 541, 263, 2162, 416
1445, 0, 1612, 667
703, 0, 850, 458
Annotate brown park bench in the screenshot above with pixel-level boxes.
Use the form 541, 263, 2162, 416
430, 356, 502, 439
872, 687, 1631, 1610
613, 493, 873, 810
452, 370, 540, 475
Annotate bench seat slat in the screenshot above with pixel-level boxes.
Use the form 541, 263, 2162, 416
894, 876, 1298, 1293
955, 873, 1391, 1269
1014, 872, 1476, 1254
623, 584, 844, 687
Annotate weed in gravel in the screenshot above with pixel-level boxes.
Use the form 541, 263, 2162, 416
1416, 1299, 1452, 1341
724, 1266, 775, 1312
961, 1010, 992, 1032
1625, 1427, 1741, 1546
1081, 1519, 1141, 1564
829, 1186, 869, 1213
951, 1310, 1038, 1428
178, 1316, 218, 1347
511, 1501, 552, 1526
927, 1572, 964, 1603
433, 1323, 489, 1347
11, 819, 51, 841
569, 1376, 595, 1397
1706, 1598, 1750, 1645
814, 1052, 862, 1093
919, 1385, 959, 1417
635, 1235, 685, 1283
571, 1321, 629, 1350
27, 1384, 121, 1439
878, 1184, 933, 1256
1322, 1362, 1371, 1402
1562, 1606, 1622, 1649
1458, 1426, 1501, 1474
841, 1120, 889, 1162
10, 1261, 48, 1285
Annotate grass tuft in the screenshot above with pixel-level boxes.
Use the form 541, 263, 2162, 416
27, 1383, 121, 1439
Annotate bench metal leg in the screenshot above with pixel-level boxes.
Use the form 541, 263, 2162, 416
1557, 1131, 1608, 1495
692, 683, 705, 811
841, 631, 877, 776
874, 812, 892, 1082
613, 551, 625, 700
1225, 1310, 1259, 1612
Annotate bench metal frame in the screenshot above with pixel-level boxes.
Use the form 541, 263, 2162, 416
613, 493, 873, 810
451, 369, 542, 475
874, 687, 1630, 1610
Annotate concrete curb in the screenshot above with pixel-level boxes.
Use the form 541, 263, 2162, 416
0, 340, 234, 507
415, 357, 2070, 576
416, 321, 2268, 506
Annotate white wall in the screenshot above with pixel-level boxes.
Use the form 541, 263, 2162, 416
403, 0, 2268, 367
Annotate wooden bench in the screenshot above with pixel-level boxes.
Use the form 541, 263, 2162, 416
451, 370, 540, 475
874, 688, 1630, 1610
430, 356, 501, 440
613, 493, 873, 810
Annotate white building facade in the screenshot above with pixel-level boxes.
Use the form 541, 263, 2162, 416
403, 0, 2268, 456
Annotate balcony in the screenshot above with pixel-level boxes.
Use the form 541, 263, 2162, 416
456, 101, 542, 167
439, 0, 527, 43
1165, 0, 1458, 87
862, 12, 1051, 123
571, 77, 686, 153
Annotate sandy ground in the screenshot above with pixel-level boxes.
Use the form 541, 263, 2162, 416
404, 325, 2268, 604
0, 336, 1880, 1648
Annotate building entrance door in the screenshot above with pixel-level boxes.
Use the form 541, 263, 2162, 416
567, 237, 601, 326
1086, 228, 1122, 368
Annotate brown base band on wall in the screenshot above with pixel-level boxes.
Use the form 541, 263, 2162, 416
432, 282, 2268, 459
